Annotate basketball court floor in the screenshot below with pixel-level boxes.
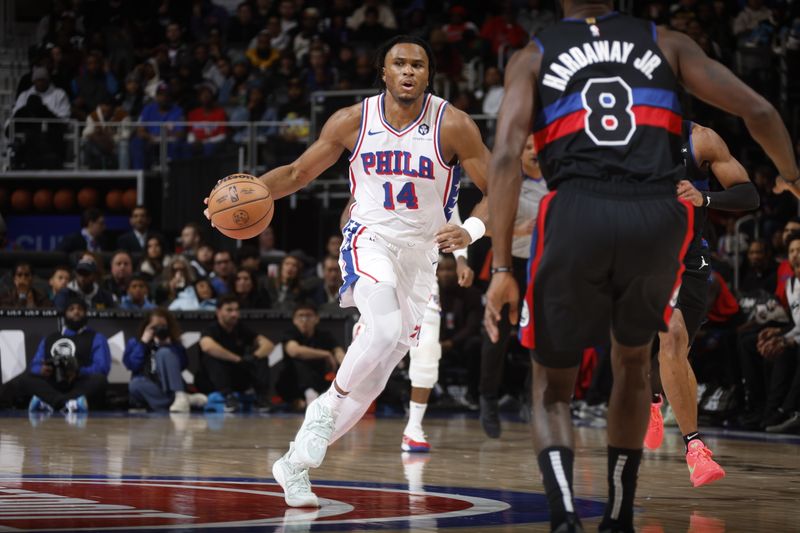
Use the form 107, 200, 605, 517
0, 411, 797, 532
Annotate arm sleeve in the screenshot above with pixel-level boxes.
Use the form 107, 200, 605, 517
706, 182, 759, 212
80, 333, 112, 376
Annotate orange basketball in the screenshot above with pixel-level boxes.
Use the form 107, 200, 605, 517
77, 187, 98, 208
54, 188, 75, 211
11, 189, 31, 211
122, 188, 138, 211
33, 188, 53, 211
106, 189, 123, 211
207, 174, 273, 240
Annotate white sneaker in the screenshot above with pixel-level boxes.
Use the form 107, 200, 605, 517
188, 393, 208, 408
273, 447, 319, 508
292, 397, 336, 469
169, 392, 191, 413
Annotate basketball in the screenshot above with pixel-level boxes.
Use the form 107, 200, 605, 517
10, 189, 31, 211
106, 189, 123, 211
122, 188, 137, 211
77, 187, 98, 208
33, 188, 53, 211
54, 188, 75, 211
207, 174, 273, 240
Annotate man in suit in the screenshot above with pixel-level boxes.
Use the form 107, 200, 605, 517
58, 208, 106, 254
117, 205, 152, 253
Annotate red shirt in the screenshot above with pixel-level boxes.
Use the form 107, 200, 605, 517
480, 17, 528, 54
188, 106, 227, 142
776, 259, 792, 308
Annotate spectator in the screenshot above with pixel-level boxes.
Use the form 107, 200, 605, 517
47, 265, 72, 302
264, 15, 291, 53
189, 0, 229, 43
199, 295, 275, 411
316, 234, 342, 277
351, 6, 394, 48
346, 0, 396, 31
101, 250, 134, 301
437, 253, 483, 405
169, 277, 218, 311
227, 2, 259, 51
130, 82, 186, 170
117, 205, 153, 253
292, 7, 323, 65
428, 28, 463, 87
441, 5, 479, 44
740, 239, 777, 293
274, 77, 310, 164
211, 250, 235, 295
119, 273, 156, 310
0, 262, 51, 308
267, 253, 306, 312
246, 30, 281, 72
139, 235, 172, 281
349, 53, 375, 90
124, 308, 206, 412
225, 58, 254, 112
517, 0, 556, 37
163, 22, 189, 69
55, 259, 116, 311
716, 216, 750, 267
479, 0, 529, 59
71, 51, 119, 120
281, 302, 344, 409
206, 56, 233, 105
119, 73, 146, 119
234, 267, 271, 309
81, 96, 131, 169
179, 222, 203, 257
775, 218, 800, 307
10, 66, 70, 119
187, 82, 227, 156
277, 0, 299, 41
236, 245, 261, 272
258, 226, 287, 264
155, 255, 196, 306
303, 45, 336, 92
12, 295, 110, 414
190, 242, 215, 278
58, 207, 107, 253
311, 255, 342, 308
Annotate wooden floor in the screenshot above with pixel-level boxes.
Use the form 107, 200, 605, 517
0, 411, 798, 532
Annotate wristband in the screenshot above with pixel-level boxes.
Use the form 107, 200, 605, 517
490, 266, 513, 275
453, 246, 468, 260
460, 217, 486, 244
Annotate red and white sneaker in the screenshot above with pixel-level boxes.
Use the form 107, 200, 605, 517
686, 439, 726, 488
644, 395, 664, 450
401, 434, 431, 453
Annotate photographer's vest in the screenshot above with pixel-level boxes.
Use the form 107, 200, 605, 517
44, 329, 97, 368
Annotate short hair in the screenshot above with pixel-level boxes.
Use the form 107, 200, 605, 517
292, 300, 318, 316
14, 261, 32, 274
52, 264, 71, 276
375, 35, 436, 92
81, 207, 103, 228
216, 293, 239, 309
129, 272, 149, 284
785, 231, 800, 248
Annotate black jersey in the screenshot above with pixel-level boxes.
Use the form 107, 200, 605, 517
681, 120, 711, 266
533, 12, 683, 189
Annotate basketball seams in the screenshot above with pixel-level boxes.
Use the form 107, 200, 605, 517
213, 202, 274, 231
208, 175, 274, 237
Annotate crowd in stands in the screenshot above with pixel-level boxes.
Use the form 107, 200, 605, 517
2, 0, 800, 433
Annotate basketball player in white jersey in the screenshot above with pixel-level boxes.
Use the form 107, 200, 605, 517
211, 35, 491, 508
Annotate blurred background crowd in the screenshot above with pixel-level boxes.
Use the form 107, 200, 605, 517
0, 0, 800, 433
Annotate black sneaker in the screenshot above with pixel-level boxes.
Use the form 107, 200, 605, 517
255, 396, 273, 414
480, 395, 501, 438
766, 411, 800, 433
224, 393, 241, 413
553, 514, 584, 533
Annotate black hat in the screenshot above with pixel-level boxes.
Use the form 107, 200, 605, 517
75, 261, 97, 274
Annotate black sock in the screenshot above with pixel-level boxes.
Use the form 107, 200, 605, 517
537, 446, 579, 530
682, 431, 701, 453
599, 446, 642, 533
651, 393, 661, 404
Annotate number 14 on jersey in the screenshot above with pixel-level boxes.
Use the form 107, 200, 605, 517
383, 182, 418, 210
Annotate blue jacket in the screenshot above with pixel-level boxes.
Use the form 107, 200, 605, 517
122, 337, 187, 375
30, 327, 111, 377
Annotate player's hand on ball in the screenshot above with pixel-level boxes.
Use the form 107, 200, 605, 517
436, 224, 470, 253
203, 197, 214, 227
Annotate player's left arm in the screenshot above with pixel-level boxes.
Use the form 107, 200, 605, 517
436, 108, 491, 253
676, 125, 759, 211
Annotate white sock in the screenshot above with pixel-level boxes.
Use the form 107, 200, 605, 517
319, 383, 348, 414
404, 401, 428, 438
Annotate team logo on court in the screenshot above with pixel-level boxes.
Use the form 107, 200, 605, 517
232, 210, 250, 226
0, 476, 604, 530
418, 123, 430, 135
519, 300, 530, 328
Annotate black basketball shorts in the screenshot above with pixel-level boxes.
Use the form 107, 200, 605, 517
519, 179, 693, 368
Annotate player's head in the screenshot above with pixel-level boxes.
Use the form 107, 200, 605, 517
376, 35, 435, 102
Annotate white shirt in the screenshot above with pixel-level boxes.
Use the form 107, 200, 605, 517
11, 84, 71, 119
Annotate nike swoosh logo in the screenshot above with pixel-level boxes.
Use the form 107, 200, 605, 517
367, 130, 384, 136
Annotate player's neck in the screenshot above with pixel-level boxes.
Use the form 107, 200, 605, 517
382, 91, 426, 131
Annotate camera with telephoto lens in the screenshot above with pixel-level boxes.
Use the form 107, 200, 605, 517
153, 325, 170, 341
51, 351, 78, 384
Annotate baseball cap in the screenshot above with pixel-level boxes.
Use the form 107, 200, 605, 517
32, 66, 50, 82
75, 261, 97, 274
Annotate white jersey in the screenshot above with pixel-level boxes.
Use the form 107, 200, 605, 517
513, 176, 549, 259
347, 92, 458, 249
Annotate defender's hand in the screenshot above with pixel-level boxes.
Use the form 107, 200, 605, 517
484, 273, 519, 343
456, 257, 474, 287
677, 180, 704, 207
436, 224, 471, 253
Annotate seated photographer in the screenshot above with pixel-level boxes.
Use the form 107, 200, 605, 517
123, 308, 207, 412
199, 294, 275, 412
280, 301, 344, 410
10, 295, 110, 414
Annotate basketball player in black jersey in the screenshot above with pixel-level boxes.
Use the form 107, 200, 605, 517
644, 121, 758, 489
484, 1, 799, 532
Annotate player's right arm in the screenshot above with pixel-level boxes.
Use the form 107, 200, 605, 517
257, 104, 361, 200
659, 27, 799, 183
